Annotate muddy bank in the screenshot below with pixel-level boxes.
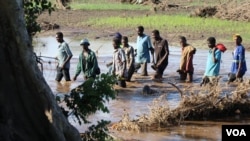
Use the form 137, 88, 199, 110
37, 8, 250, 51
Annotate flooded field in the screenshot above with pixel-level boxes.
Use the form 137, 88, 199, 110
34, 36, 250, 141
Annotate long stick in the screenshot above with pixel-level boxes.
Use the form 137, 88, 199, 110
95, 45, 103, 57
39, 56, 57, 60
167, 82, 183, 98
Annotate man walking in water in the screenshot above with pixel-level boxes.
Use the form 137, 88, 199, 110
55, 32, 73, 82
201, 37, 221, 86
73, 39, 99, 81
122, 36, 135, 82
151, 29, 169, 81
135, 25, 154, 76
228, 34, 247, 83
177, 36, 196, 83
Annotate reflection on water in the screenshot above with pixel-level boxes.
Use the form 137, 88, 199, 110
34, 36, 250, 141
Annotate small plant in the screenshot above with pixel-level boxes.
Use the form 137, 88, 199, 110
59, 73, 117, 140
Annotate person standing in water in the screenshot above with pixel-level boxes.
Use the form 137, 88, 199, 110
73, 39, 99, 81
112, 38, 127, 87
151, 29, 169, 81
135, 25, 154, 76
228, 34, 247, 83
55, 31, 73, 82
177, 36, 196, 83
122, 36, 135, 82
201, 37, 222, 86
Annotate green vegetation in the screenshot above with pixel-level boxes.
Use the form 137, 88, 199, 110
85, 14, 250, 40
24, 0, 54, 37
59, 73, 117, 140
69, 0, 150, 10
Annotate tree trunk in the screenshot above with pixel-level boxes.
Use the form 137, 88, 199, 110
0, 1, 81, 141
56, 0, 68, 10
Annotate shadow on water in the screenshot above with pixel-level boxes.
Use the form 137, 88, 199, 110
34, 36, 250, 141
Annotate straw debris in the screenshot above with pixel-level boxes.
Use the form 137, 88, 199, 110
110, 79, 250, 132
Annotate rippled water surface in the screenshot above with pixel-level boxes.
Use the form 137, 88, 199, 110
34, 36, 250, 141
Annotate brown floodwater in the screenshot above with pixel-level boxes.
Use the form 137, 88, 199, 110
34, 36, 250, 141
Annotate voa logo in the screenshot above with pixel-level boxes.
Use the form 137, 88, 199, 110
226, 129, 246, 136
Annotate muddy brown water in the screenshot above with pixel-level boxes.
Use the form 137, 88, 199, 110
34, 36, 250, 141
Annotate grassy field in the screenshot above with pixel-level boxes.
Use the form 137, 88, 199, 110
85, 14, 250, 37
69, 0, 150, 10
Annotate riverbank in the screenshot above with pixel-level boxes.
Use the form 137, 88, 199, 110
37, 8, 250, 51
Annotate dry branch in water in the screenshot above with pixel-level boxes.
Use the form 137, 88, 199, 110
110, 79, 250, 132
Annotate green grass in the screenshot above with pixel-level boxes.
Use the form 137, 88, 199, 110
85, 14, 250, 39
69, 0, 150, 10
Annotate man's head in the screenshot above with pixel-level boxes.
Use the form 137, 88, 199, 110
151, 29, 160, 40
56, 32, 63, 43
122, 36, 128, 46
80, 38, 90, 52
137, 25, 144, 36
113, 37, 121, 49
207, 37, 216, 48
178, 36, 187, 47
234, 34, 242, 45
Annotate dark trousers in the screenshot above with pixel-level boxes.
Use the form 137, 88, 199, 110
55, 67, 71, 82
228, 72, 244, 82
154, 63, 167, 78
179, 72, 193, 82
126, 65, 135, 81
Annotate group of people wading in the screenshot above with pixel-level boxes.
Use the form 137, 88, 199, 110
53, 26, 247, 88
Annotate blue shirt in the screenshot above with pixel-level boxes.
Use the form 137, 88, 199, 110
136, 34, 153, 63
204, 49, 221, 76
231, 45, 247, 74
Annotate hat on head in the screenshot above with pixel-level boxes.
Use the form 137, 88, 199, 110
114, 32, 122, 40
80, 38, 90, 45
